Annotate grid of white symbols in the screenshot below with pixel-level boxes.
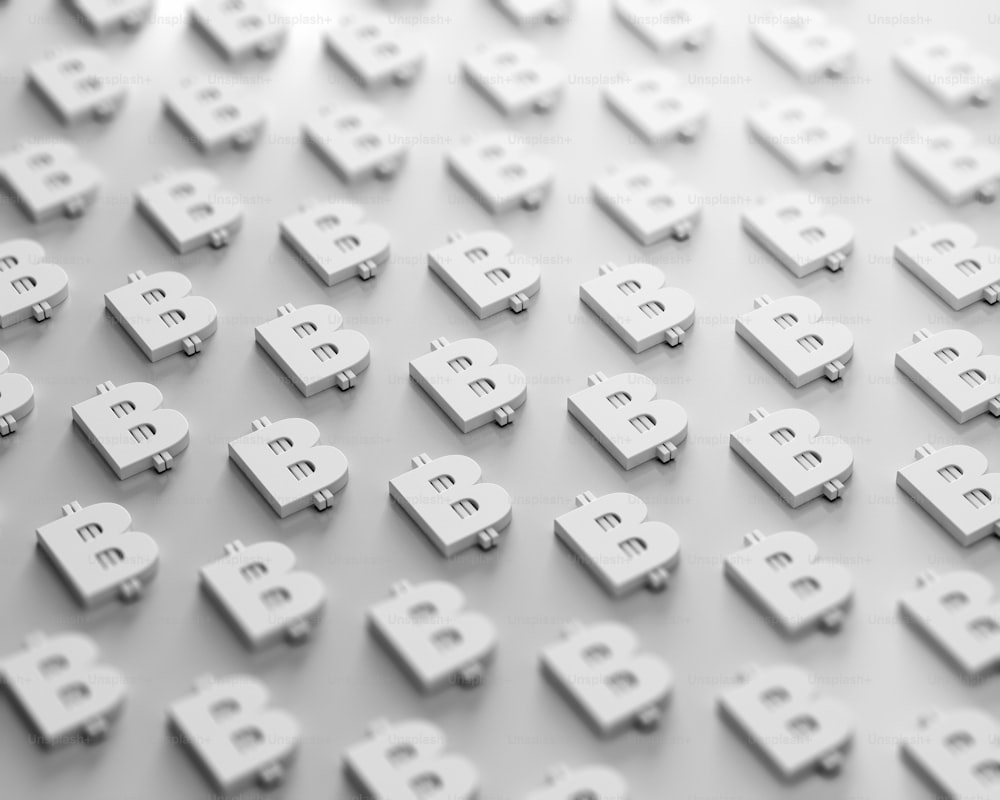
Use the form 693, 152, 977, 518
1, 1, 999, 798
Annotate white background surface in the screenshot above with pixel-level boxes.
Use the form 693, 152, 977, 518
1, 0, 1000, 798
